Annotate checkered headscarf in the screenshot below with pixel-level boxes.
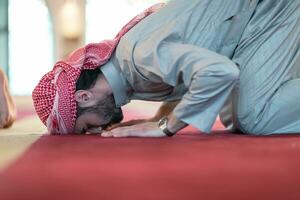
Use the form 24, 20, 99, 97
32, 3, 165, 134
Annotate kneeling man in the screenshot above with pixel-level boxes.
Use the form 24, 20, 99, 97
33, 0, 300, 137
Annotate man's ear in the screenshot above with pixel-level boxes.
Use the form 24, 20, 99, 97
75, 90, 94, 107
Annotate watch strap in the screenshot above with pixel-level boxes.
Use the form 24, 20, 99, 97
162, 127, 175, 137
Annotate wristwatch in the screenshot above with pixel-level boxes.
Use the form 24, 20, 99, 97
158, 116, 175, 137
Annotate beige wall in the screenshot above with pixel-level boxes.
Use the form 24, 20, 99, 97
45, 0, 86, 60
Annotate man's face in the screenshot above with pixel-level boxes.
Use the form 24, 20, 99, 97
74, 95, 123, 134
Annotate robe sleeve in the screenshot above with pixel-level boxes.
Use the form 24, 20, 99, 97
133, 42, 240, 133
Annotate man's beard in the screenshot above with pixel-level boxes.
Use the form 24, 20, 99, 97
95, 95, 124, 128
77, 94, 124, 129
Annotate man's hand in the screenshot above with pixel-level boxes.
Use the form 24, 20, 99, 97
101, 122, 166, 138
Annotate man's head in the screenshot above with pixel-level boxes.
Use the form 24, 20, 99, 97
32, 29, 126, 134
32, 65, 123, 134
74, 68, 123, 134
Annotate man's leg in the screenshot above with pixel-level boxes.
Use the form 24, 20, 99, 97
0, 68, 16, 128
232, 0, 300, 134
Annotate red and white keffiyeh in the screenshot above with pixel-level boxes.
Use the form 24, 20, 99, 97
32, 3, 165, 134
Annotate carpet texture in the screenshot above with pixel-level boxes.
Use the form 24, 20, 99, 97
0, 100, 300, 200
0, 127, 300, 200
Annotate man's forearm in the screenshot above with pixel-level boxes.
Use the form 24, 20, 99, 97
152, 101, 180, 121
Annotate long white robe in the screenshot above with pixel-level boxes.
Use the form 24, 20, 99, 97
108, 0, 300, 134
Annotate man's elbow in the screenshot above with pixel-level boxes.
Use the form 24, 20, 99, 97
221, 62, 240, 84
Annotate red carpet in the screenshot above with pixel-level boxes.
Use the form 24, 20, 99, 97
1, 130, 300, 200
1, 108, 300, 200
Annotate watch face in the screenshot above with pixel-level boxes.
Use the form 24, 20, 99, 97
158, 116, 174, 137
158, 117, 168, 129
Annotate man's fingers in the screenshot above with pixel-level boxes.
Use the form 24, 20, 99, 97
102, 127, 132, 138
101, 129, 124, 137
101, 131, 112, 137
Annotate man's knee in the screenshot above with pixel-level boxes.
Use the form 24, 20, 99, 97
235, 109, 264, 135
236, 115, 290, 136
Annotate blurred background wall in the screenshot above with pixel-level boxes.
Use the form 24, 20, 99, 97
0, 0, 9, 75
0, 0, 167, 96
